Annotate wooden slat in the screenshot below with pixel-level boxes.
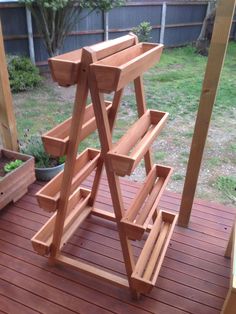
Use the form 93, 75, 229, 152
57, 254, 129, 289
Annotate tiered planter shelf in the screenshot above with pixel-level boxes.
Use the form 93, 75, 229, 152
31, 34, 177, 298
91, 43, 163, 93
131, 210, 178, 294
42, 102, 112, 156
36, 148, 100, 212
107, 110, 168, 176
122, 164, 173, 240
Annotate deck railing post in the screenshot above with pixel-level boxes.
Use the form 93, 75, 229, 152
178, 0, 236, 227
0, 20, 18, 151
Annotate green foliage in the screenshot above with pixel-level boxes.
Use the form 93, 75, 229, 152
216, 176, 236, 203
132, 21, 152, 42
4, 160, 24, 173
172, 174, 184, 181
81, 0, 125, 12
20, 135, 65, 168
23, 0, 70, 10
7, 55, 41, 93
21, 0, 125, 56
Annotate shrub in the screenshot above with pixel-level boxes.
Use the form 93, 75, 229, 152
132, 21, 152, 42
7, 55, 41, 92
20, 135, 65, 168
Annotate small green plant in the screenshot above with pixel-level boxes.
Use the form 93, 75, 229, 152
7, 55, 41, 92
4, 159, 24, 173
20, 135, 65, 168
216, 176, 236, 203
172, 173, 184, 181
132, 21, 152, 42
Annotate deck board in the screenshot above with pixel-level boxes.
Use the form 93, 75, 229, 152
0, 176, 235, 314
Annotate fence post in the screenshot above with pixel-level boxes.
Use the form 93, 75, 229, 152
25, 7, 35, 64
0, 21, 18, 151
104, 11, 109, 41
160, 2, 167, 44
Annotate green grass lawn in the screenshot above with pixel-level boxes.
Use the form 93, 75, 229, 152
13, 42, 236, 205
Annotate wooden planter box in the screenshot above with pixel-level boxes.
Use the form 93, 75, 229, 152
122, 164, 173, 240
131, 210, 178, 294
0, 149, 35, 210
90, 43, 163, 93
42, 101, 112, 157
107, 110, 168, 176
32, 188, 92, 256
36, 148, 100, 212
49, 49, 82, 87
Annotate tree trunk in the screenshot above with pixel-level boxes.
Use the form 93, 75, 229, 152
196, 2, 216, 56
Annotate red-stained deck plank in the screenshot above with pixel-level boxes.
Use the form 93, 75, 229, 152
0, 177, 235, 314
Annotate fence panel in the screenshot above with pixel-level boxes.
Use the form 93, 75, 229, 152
0, 1, 235, 65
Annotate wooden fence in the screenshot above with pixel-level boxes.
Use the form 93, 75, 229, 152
0, 0, 235, 65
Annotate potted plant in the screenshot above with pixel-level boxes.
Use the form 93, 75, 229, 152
20, 136, 65, 181
0, 148, 35, 210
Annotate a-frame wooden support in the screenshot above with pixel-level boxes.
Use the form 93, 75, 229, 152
32, 34, 178, 297
178, 0, 236, 227
0, 20, 18, 151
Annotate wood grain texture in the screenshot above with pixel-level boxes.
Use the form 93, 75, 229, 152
178, 0, 236, 227
0, 149, 35, 210
0, 22, 18, 150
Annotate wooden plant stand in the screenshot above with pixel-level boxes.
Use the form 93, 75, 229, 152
31, 34, 178, 298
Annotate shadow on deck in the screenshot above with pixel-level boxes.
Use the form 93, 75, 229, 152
0, 176, 235, 314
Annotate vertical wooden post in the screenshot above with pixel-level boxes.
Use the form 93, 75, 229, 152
178, 0, 236, 227
0, 20, 18, 151
160, 2, 167, 44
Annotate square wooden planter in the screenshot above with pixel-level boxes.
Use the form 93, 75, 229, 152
0, 149, 35, 210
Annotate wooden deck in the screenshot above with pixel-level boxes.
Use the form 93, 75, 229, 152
0, 175, 235, 314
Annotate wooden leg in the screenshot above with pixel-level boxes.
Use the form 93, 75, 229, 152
134, 76, 153, 175
50, 61, 90, 259
225, 225, 235, 258
89, 79, 139, 297
89, 89, 124, 206
221, 288, 236, 314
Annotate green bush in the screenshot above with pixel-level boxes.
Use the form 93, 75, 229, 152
7, 55, 41, 92
132, 21, 152, 43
